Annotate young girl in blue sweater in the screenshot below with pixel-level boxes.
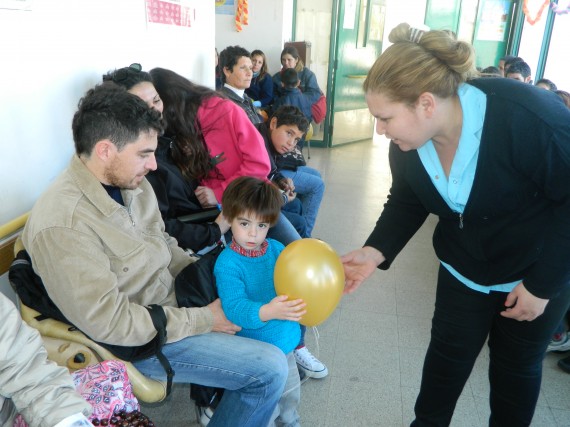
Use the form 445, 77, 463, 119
214, 176, 306, 427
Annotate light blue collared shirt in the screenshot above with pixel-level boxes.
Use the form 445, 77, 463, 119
417, 84, 519, 294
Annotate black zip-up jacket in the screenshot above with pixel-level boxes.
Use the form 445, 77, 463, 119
365, 78, 570, 299
146, 136, 222, 252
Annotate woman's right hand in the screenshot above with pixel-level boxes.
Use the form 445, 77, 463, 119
214, 213, 231, 234
195, 186, 218, 208
341, 246, 385, 294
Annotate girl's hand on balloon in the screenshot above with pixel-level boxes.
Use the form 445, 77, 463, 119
259, 295, 307, 322
341, 246, 385, 294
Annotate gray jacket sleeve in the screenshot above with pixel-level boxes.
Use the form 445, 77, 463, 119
0, 294, 91, 427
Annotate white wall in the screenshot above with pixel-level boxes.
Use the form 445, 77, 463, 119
0, 0, 215, 226
382, 0, 428, 52
0, 0, 215, 304
216, 0, 293, 75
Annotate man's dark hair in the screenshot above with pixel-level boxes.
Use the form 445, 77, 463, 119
504, 56, 524, 73
281, 68, 299, 88
506, 61, 532, 79
72, 83, 163, 156
481, 66, 501, 77
222, 176, 282, 225
219, 45, 251, 84
271, 105, 309, 133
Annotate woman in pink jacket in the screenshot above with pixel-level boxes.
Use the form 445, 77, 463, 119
150, 67, 301, 245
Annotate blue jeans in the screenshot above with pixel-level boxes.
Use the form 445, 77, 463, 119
270, 352, 301, 427
267, 212, 301, 246
280, 167, 325, 237
133, 332, 288, 427
282, 199, 308, 238
412, 266, 570, 427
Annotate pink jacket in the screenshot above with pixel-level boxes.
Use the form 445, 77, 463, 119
198, 96, 270, 201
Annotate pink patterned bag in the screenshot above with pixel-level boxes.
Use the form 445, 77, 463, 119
14, 360, 153, 427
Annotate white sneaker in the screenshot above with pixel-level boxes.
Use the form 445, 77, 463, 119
294, 346, 328, 378
547, 332, 570, 353
196, 406, 213, 426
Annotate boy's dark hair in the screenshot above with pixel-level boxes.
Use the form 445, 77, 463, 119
222, 177, 282, 225
481, 66, 501, 77
535, 78, 557, 91
281, 68, 299, 88
219, 45, 251, 83
72, 83, 163, 156
506, 61, 531, 79
271, 105, 309, 134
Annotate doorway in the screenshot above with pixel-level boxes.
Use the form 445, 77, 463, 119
295, 0, 386, 147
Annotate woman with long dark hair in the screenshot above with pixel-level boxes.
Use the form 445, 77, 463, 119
149, 67, 301, 246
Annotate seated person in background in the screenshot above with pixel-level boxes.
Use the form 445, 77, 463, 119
480, 66, 501, 77
219, 45, 262, 124
246, 49, 274, 109
214, 177, 306, 427
497, 54, 515, 77
273, 68, 313, 123
273, 46, 322, 105
556, 90, 570, 108
22, 83, 288, 427
257, 106, 325, 238
505, 60, 532, 83
104, 64, 229, 254
0, 293, 92, 427
535, 78, 557, 91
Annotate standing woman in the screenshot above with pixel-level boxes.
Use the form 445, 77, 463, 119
341, 23, 570, 426
246, 49, 274, 109
273, 46, 321, 105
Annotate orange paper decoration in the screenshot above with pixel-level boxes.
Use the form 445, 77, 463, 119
236, 0, 248, 32
522, 0, 550, 25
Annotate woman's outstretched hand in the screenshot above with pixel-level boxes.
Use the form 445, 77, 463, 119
340, 246, 385, 294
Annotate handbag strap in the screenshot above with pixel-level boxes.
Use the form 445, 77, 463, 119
146, 304, 174, 396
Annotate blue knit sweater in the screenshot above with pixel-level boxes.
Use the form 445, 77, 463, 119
214, 238, 301, 354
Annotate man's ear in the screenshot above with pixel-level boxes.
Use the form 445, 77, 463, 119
417, 92, 436, 118
93, 140, 115, 162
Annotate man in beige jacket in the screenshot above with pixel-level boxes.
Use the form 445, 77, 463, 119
23, 83, 288, 427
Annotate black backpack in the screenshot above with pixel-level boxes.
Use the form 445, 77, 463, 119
8, 250, 174, 396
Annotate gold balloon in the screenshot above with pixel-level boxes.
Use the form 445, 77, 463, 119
274, 238, 344, 326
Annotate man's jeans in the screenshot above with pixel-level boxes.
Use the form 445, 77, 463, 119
280, 166, 325, 237
134, 332, 288, 427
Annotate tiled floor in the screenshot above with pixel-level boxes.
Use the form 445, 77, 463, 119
141, 138, 570, 426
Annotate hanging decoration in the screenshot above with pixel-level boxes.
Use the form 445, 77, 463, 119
522, 0, 551, 25
550, 0, 570, 14
235, 0, 248, 32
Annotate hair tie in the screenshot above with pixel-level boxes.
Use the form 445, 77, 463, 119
409, 27, 425, 43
